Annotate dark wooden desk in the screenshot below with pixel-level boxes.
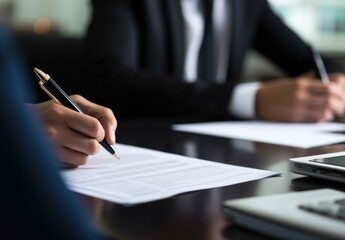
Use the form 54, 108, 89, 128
77, 119, 345, 240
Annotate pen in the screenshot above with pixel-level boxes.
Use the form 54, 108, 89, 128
311, 49, 343, 122
33, 67, 120, 159
312, 48, 330, 85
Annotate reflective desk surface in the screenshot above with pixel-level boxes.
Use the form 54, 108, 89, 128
77, 118, 345, 240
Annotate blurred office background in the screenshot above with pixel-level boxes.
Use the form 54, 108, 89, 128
2, 0, 344, 52
1, 0, 345, 89
0, 0, 89, 37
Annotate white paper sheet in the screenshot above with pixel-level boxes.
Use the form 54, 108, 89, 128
173, 121, 345, 148
61, 144, 277, 205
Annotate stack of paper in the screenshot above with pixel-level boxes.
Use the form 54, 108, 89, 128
61, 144, 277, 205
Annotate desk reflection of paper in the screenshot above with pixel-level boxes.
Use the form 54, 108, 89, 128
61, 144, 277, 205
173, 121, 345, 148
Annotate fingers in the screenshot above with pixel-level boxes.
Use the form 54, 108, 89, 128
41, 106, 103, 167
63, 111, 105, 142
31, 95, 118, 168
97, 111, 117, 145
71, 95, 117, 145
296, 77, 345, 119
287, 107, 333, 123
256, 78, 339, 122
329, 73, 345, 116
329, 73, 345, 86
57, 146, 89, 168
32, 99, 114, 167
47, 124, 101, 156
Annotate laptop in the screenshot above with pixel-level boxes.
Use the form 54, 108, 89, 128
223, 189, 345, 240
290, 151, 345, 183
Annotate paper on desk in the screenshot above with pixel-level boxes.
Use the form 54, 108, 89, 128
61, 144, 277, 205
173, 121, 345, 148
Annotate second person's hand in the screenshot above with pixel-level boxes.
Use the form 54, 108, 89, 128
255, 74, 345, 122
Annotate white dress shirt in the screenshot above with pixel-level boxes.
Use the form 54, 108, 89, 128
180, 0, 260, 118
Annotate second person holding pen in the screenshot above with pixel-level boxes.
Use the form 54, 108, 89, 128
83, 0, 345, 123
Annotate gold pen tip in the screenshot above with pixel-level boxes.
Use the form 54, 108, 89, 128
33, 67, 50, 81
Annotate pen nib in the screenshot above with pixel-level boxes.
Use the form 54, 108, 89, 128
113, 152, 120, 160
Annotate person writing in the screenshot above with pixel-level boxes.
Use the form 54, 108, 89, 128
82, 0, 345, 122
29, 94, 117, 168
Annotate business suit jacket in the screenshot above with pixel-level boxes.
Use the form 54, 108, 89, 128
83, 0, 342, 119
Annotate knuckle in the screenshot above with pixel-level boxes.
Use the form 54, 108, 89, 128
88, 140, 100, 155
295, 78, 305, 88
103, 107, 117, 124
45, 126, 58, 139
70, 94, 83, 101
89, 118, 101, 132
103, 107, 113, 116
90, 120, 105, 141
49, 104, 65, 118
91, 128, 104, 142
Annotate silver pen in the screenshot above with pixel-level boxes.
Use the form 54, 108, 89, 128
312, 48, 329, 85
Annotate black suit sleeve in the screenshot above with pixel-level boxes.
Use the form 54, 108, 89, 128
83, 0, 345, 119
82, 0, 236, 119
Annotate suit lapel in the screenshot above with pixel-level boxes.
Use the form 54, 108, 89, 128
227, 0, 251, 81
163, 1, 185, 78
227, 0, 240, 81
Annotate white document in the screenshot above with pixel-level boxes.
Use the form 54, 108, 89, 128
173, 121, 345, 148
61, 144, 277, 205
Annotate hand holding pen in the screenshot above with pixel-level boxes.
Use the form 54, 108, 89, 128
312, 47, 330, 85
33, 68, 119, 168
312, 48, 345, 121
255, 47, 345, 122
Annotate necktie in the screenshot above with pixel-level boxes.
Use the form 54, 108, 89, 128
198, 0, 214, 82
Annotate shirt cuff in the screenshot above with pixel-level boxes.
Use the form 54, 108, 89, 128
229, 82, 261, 119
